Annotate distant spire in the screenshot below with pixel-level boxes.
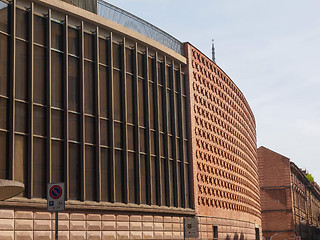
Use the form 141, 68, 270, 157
212, 39, 216, 63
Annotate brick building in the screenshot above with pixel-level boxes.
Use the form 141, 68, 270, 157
258, 146, 320, 240
0, 0, 261, 238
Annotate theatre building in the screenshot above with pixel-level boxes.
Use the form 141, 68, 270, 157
0, 0, 261, 239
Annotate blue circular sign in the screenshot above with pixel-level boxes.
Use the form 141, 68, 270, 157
49, 185, 62, 199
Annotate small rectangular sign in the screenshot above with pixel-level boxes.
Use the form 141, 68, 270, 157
47, 182, 65, 212
184, 217, 199, 238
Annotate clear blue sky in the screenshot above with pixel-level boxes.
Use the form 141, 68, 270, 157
106, 0, 320, 182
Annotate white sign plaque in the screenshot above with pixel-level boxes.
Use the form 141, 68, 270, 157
47, 182, 65, 212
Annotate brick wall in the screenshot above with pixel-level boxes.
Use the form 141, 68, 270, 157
258, 146, 295, 239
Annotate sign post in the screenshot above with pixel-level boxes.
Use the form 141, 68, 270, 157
47, 183, 65, 240
183, 217, 199, 239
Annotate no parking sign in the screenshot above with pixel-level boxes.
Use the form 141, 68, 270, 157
47, 183, 65, 212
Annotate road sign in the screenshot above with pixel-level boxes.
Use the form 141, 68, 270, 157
184, 217, 199, 238
47, 183, 65, 212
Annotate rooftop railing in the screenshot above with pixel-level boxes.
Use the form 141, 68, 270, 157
97, 0, 183, 55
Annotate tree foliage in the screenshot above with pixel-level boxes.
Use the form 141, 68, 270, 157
306, 172, 314, 183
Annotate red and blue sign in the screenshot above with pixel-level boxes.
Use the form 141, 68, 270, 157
49, 185, 63, 199
47, 182, 65, 212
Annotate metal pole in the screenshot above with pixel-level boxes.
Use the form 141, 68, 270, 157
55, 211, 58, 240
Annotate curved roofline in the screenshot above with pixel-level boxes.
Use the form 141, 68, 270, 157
185, 42, 256, 125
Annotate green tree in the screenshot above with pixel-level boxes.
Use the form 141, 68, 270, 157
306, 172, 314, 183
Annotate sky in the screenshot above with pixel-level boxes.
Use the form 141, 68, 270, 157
105, 0, 320, 182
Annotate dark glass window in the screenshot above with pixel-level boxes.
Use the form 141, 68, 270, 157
15, 102, 27, 133
0, 2, 8, 33
175, 94, 180, 137
128, 152, 135, 203
115, 150, 123, 202
100, 119, 109, 146
137, 53, 144, 77
68, 56, 80, 112
149, 82, 155, 129
34, 15, 46, 45
14, 135, 27, 196
183, 141, 188, 163
33, 105, 45, 136
113, 70, 122, 121
158, 87, 164, 131
85, 116, 95, 144
126, 74, 134, 124
148, 58, 154, 81
0, 98, 7, 130
99, 38, 107, 65
166, 65, 172, 89
181, 74, 186, 95
51, 21, 63, 51
85, 145, 96, 201
84, 32, 93, 60
0, 33, 8, 96
177, 162, 181, 207
161, 158, 166, 206
34, 46, 46, 104
52, 51, 63, 108
0, 131, 7, 179
69, 113, 79, 141
167, 91, 172, 134
158, 62, 163, 85
174, 70, 180, 92
138, 80, 145, 126
99, 66, 108, 118
127, 125, 134, 151
139, 128, 145, 153
84, 61, 95, 114
16, 40, 28, 100
114, 122, 123, 149
69, 143, 81, 200
112, 43, 121, 69
51, 140, 63, 182
125, 48, 133, 73
150, 131, 155, 155
184, 164, 190, 208
182, 97, 187, 137
16, 9, 28, 39
33, 137, 45, 198
160, 134, 164, 157
101, 147, 110, 201
52, 109, 63, 139
140, 154, 146, 204
169, 160, 174, 206
168, 136, 173, 159
68, 27, 79, 56
151, 156, 157, 205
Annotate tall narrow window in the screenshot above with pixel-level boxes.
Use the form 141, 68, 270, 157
128, 152, 135, 203
0, 33, 8, 96
213, 226, 218, 239
33, 138, 45, 198
69, 143, 81, 200
101, 148, 110, 201
115, 150, 123, 202
34, 15, 46, 45
34, 46, 46, 104
113, 70, 122, 121
14, 135, 27, 196
84, 61, 95, 114
15, 40, 28, 100
0, 131, 7, 179
85, 145, 96, 201
68, 56, 80, 112
52, 52, 63, 108
51, 140, 63, 183
0, 2, 9, 34
99, 66, 108, 118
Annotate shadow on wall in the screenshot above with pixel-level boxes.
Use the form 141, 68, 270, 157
225, 232, 245, 240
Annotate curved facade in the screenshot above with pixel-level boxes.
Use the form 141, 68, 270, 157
0, 0, 261, 239
185, 44, 261, 239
